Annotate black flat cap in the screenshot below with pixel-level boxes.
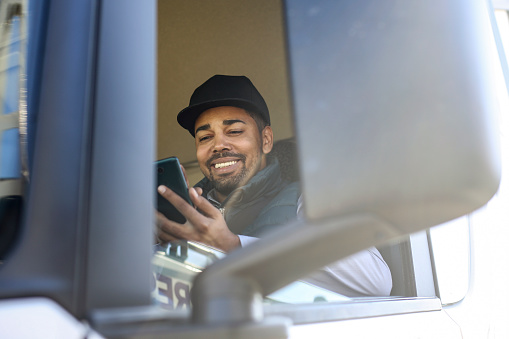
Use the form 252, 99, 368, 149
177, 75, 270, 137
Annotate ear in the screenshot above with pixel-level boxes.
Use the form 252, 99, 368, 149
261, 126, 274, 154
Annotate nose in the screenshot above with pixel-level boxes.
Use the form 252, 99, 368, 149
212, 133, 231, 153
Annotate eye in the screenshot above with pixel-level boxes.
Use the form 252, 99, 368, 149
228, 129, 243, 136
198, 135, 212, 142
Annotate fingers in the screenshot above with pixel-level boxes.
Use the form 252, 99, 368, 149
158, 185, 197, 217
157, 185, 225, 242
187, 187, 222, 219
156, 210, 189, 242
157, 185, 210, 231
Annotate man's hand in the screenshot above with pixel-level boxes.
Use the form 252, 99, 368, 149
156, 185, 241, 252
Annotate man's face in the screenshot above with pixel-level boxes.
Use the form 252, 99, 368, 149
194, 106, 273, 198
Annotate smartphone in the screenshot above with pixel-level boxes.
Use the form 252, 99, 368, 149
155, 157, 192, 224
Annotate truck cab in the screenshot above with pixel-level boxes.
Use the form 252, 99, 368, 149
0, 1, 508, 338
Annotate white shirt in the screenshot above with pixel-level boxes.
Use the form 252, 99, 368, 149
237, 195, 393, 297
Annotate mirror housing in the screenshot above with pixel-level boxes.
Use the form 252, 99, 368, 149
290, 0, 501, 231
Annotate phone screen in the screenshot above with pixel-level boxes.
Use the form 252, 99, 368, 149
156, 157, 192, 223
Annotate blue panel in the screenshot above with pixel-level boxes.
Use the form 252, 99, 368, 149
0, 128, 21, 179
4, 17, 21, 115
4, 66, 20, 114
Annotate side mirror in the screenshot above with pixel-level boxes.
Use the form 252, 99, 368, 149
290, 0, 501, 232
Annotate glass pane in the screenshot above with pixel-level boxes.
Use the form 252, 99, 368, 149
429, 216, 470, 305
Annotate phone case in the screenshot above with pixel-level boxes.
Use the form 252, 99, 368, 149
156, 157, 192, 223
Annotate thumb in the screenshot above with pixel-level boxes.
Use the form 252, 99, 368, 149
195, 187, 203, 196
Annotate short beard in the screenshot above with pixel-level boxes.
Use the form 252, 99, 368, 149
212, 166, 249, 197
206, 152, 248, 197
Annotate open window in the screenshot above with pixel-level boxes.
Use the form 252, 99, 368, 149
150, 0, 501, 325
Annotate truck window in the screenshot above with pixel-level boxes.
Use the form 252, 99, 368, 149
154, 0, 356, 309
152, 0, 429, 314
151, 0, 506, 331
0, 0, 26, 261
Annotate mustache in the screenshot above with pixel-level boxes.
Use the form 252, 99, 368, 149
206, 152, 246, 168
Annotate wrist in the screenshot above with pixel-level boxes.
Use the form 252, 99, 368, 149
224, 234, 241, 253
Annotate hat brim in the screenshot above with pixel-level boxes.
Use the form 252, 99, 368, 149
177, 98, 267, 137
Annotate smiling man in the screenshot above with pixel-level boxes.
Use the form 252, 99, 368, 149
156, 75, 392, 297
194, 106, 272, 203
156, 75, 299, 252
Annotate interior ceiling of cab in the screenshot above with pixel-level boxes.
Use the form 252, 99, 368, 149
157, 0, 294, 165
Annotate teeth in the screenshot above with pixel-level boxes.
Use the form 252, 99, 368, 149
215, 161, 237, 169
